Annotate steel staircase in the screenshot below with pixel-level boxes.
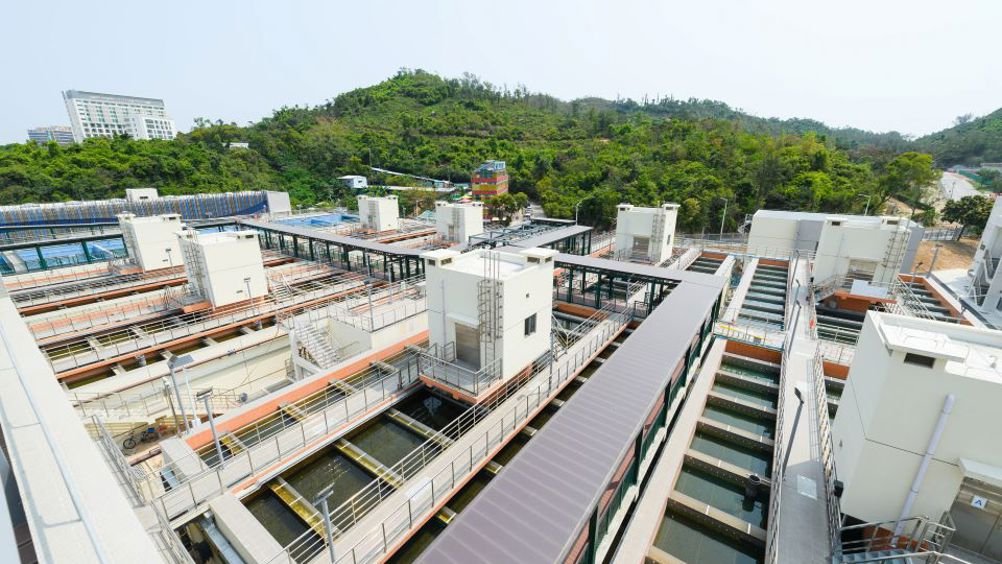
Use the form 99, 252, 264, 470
295, 323, 339, 370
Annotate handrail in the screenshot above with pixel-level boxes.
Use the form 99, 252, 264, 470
764, 337, 789, 564
264, 303, 632, 563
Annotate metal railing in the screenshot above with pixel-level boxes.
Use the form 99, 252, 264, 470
144, 352, 422, 523
265, 306, 633, 564
91, 415, 195, 563
812, 348, 842, 554
42, 273, 368, 372
835, 513, 956, 562
764, 341, 790, 564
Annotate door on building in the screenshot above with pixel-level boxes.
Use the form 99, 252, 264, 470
949, 478, 1002, 561
846, 259, 878, 282
454, 323, 481, 371
632, 236, 650, 258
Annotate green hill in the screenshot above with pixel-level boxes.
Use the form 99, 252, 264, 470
915, 108, 1002, 166
0, 69, 948, 229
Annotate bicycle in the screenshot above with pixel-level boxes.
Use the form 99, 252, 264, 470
122, 426, 158, 450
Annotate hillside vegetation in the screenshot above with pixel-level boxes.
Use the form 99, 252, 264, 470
0, 69, 958, 229
915, 108, 1002, 166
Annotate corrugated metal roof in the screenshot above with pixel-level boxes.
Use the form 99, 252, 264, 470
416, 281, 722, 564
554, 253, 726, 288
509, 225, 592, 250
238, 219, 425, 257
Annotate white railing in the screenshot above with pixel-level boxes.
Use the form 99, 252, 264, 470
265, 308, 632, 564
812, 348, 842, 554
764, 343, 791, 564
146, 353, 422, 523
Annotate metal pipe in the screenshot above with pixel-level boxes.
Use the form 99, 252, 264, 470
892, 393, 956, 541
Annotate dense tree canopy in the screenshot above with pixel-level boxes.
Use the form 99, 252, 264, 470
0, 70, 954, 229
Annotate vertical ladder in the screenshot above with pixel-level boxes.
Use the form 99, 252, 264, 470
881, 224, 909, 277
477, 251, 503, 379
650, 207, 666, 263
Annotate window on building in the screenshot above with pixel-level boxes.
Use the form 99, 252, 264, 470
903, 353, 935, 368
524, 313, 537, 336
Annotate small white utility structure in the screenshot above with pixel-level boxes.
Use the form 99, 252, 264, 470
117, 212, 183, 272
832, 312, 1002, 536
435, 201, 484, 243
124, 187, 159, 202
614, 203, 679, 264
812, 216, 914, 288
357, 195, 399, 232
422, 247, 556, 399
970, 197, 1002, 312
176, 228, 267, 308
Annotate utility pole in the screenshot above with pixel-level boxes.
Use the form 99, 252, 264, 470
167, 354, 194, 433
719, 198, 728, 240
198, 389, 225, 467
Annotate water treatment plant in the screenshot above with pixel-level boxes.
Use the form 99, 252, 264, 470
1, 188, 1001, 564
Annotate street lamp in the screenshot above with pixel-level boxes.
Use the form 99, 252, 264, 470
782, 384, 806, 474
244, 277, 253, 311
313, 489, 338, 563
167, 354, 194, 433
165, 247, 173, 267
858, 194, 872, 216
718, 198, 728, 241
197, 389, 225, 467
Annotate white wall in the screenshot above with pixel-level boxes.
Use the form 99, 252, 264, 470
179, 231, 267, 308
747, 213, 801, 255
833, 313, 1002, 523
125, 188, 159, 202
814, 219, 909, 285
424, 248, 555, 381
435, 201, 484, 242
118, 213, 182, 272
614, 203, 678, 263
358, 195, 399, 231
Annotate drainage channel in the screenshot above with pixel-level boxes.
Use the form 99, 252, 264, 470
651, 352, 780, 564
738, 263, 788, 330
687, 254, 724, 275
385, 330, 630, 564
244, 387, 470, 556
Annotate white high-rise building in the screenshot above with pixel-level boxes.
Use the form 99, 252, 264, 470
62, 90, 177, 142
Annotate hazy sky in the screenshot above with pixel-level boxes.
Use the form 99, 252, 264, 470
3, 0, 1000, 144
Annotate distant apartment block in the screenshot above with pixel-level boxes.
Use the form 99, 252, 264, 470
26, 126, 74, 146
471, 160, 509, 198
62, 90, 177, 142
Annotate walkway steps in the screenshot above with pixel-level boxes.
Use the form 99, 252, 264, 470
696, 417, 774, 452
386, 409, 454, 449
484, 460, 503, 476
268, 477, 332, 539
706, 392, 777, 420
683, 451, 772, 491
334, 439, 405, 489
666, 491, 767, 547
435, 506, 458, 525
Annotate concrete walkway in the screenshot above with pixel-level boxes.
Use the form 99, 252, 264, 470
319, 315, 629, 564
612, 339, 727, 562
774, 258, 831, 563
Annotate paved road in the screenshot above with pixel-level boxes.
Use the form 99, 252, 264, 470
940, 171, 980, 201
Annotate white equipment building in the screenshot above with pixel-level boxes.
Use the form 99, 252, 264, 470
422, 247, 557, 397
176, 228, 268, 308
614, 203, 679, 264
435, 201, 484, 243
832, 312, 1002, 557
357, 195, 400, 232
748, 210, 922, 283
117, 213, 183, 272
969, 197, 1002, 313
339, 175, 368, 190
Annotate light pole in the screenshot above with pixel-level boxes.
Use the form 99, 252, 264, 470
859, 194, 872, 216
782, 385, 806, 474
165, 247, 173, 268
167, 354, 194, 433
718, 198, 728, 241
314, 488, 338, 563
197, 389, 226, 467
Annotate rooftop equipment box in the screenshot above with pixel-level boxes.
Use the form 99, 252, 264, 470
117, 213, 183, 272
177, 229, 267, 308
